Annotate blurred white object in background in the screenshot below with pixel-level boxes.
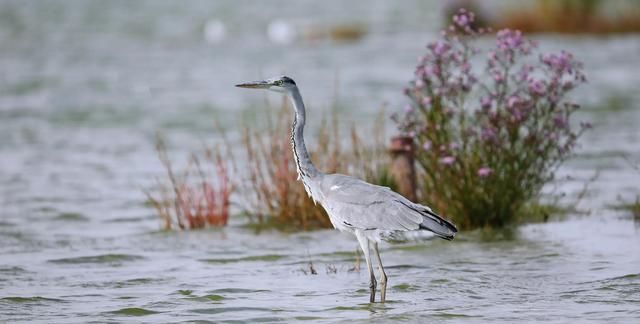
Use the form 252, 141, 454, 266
203, 19, 226, 44
267, 19, 297, 44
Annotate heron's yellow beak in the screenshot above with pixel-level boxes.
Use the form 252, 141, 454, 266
235, 80, 271, 89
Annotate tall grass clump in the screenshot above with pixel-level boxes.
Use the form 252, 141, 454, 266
243, 100, 391, 231
144, 136, 231, 230
392, 9, 590, 229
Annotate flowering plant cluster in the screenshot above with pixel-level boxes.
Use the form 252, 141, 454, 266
392, 9, 589, 229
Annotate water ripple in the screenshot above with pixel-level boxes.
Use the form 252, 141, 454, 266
107, 307, 160, 316
1, 296, 65, 303
201, 254, 286, 264
48, 254, 145, 265
189, 306, 277, 314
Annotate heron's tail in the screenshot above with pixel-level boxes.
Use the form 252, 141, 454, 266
416, 206, 458, 241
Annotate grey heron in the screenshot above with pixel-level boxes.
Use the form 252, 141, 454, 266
236, 76, 458, 303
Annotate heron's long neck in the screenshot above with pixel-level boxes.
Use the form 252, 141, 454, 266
288, 87, 320, 181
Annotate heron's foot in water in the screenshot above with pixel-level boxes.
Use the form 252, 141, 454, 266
369, 278, 377, 303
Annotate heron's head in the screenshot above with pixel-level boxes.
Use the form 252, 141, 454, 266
235, 76, 297, 93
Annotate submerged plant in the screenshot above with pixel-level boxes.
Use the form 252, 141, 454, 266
243, 100, 390, 231
613, 157, 640, 223
144, 136, 231, 230
392, 9, 589, 229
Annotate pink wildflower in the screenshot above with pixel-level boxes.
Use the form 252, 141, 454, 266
440, 156, 455, 165
480, 97, 492, 109
477, 167, 493, 177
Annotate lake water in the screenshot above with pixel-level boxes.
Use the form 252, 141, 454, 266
1, 1, 639, 322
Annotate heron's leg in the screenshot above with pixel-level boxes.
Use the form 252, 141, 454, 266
355, 231, 376, 303
373, 242, 388, 303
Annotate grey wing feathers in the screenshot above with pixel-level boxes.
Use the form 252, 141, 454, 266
320, 174, 457, 240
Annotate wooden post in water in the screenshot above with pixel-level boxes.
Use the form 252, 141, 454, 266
389, 136, 417, 202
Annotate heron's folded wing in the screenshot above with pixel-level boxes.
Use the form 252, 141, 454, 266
321, 176, 423, 231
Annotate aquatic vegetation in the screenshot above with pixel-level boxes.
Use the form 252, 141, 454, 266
392, 9, 589, 229
144, 136, 231, 230
300, 260, 318, 275
326, 23, 367, 42
615, 196, 640, 220
108, 307, 159, 316
611, 157, 640, 222
491, 0, 640, 34
630, 198, 640, 221
242, 101, 391, 231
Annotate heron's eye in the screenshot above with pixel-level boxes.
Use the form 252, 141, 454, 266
275, 80, 283, 86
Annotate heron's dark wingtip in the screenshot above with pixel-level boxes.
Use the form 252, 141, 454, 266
435, 232, 456, 241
